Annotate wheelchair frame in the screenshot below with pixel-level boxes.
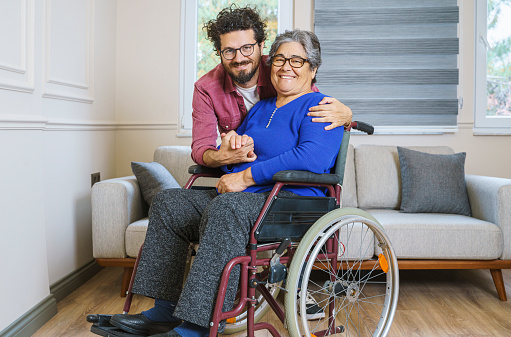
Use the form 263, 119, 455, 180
89, 122, 399, 337
208, 180, 340, 337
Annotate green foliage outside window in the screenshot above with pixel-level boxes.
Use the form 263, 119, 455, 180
196, 0, 278, 80
487, 0, 511, 116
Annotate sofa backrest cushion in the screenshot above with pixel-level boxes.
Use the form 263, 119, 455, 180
154, 146, 202, 187
355, 145, 455, 209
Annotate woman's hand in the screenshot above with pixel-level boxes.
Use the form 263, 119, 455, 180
216, 168, 255, 194
307, 97, 352, 130
205, 131, 257, 167
224, 132, 254, 152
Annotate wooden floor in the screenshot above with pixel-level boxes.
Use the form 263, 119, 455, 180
33, 267, 511, 337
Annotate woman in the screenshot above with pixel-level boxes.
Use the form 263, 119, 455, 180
111, 30, 343, 337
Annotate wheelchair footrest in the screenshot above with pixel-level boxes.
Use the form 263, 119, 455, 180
91, 324, 145, 337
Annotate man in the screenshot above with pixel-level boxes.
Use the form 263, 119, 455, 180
191, 6, 351, 169
109, 5, 352, 337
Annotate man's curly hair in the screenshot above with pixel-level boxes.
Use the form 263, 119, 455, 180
203, 4, 267, 52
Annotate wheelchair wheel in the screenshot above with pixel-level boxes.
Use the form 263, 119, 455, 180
223, 263, 281, 334
285, 208, 399, 337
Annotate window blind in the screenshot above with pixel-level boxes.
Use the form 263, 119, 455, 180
314, 0, 459, 130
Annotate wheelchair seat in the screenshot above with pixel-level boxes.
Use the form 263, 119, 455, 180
254, 195, 338, 242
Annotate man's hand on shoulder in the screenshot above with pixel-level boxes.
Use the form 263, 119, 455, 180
307, 97, 353, 131
202, 131, 257, 167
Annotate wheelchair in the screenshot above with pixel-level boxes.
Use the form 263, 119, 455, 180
88, 121, 399, 337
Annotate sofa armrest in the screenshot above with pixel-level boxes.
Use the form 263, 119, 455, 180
92, 176, 147, 259
466, 174, 511, 259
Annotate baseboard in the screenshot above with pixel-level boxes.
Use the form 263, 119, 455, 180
50, 259, 103, 302
0, 295, 57, 337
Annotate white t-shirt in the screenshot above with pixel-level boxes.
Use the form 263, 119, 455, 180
235, 84, 260, 112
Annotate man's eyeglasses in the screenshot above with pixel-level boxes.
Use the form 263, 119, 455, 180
220, 42, 258, 60
271, 55, 309, 68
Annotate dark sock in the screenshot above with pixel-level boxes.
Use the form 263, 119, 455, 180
141, 299, 179, 322
174, 321, 209, 337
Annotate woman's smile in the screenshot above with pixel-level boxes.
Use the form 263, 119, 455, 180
278, 74, 296, 79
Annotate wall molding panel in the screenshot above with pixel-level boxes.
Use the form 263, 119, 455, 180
44, 121, 178, 131
0, 64, 26, 74
47, 78, 90, 90
43, 0, 94, 103
0, 115, 48, 130
0, 0, 35, 93
0, 115, 178, 131
115, 122, 178, 131
42, 90, 94, 104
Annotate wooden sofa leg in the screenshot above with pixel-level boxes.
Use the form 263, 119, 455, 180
121, 267, 134, 297
490, 269, 507, 301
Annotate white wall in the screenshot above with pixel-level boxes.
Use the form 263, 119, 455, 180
0, 0, 117, 331
115, 0, 189, 177
115, 0, 510, 179
0, 129, 49, 331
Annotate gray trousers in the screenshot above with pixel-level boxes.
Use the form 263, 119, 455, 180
131, 188, 295, 329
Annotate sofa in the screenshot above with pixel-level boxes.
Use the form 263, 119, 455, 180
92, 145, 511, 299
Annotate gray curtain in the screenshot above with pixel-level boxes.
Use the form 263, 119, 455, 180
314, 0, 459, 128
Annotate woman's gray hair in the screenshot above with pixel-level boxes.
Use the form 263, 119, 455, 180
267, 29, 322, 83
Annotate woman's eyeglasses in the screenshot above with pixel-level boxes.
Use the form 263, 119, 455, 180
271, 55, 309, 68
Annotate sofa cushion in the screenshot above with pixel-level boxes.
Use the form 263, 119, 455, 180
131, 162, 180, 205
355, 145, 454, 209
125, 218, 149, 258
398, 147, 471, 216
368, 210, 503, 259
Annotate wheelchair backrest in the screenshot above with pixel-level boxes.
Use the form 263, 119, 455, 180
332, 130, 351, 186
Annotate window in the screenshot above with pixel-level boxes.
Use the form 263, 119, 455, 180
314, 0, 460, 134
178, 0, 292, 135
475, 0, 511, 134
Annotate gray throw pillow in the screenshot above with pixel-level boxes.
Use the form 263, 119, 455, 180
131, 162, 180, 205
398, 147, 471, 216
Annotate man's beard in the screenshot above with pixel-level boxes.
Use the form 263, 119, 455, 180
224, 58, 260, 85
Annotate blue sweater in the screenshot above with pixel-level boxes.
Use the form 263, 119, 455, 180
221, 92, 344, 197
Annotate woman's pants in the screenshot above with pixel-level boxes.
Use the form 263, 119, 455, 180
131, 188, 295, 329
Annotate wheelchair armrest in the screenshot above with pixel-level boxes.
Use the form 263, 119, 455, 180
272, 170, 340, 185
188, 164, 224, 177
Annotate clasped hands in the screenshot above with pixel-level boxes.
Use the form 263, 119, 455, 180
215, 131, 256, 194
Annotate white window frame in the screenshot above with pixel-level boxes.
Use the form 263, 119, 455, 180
178, 0, 293, 136
474, 0, 511, 134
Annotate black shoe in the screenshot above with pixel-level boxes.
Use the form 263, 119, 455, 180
110, 313, 181, 336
